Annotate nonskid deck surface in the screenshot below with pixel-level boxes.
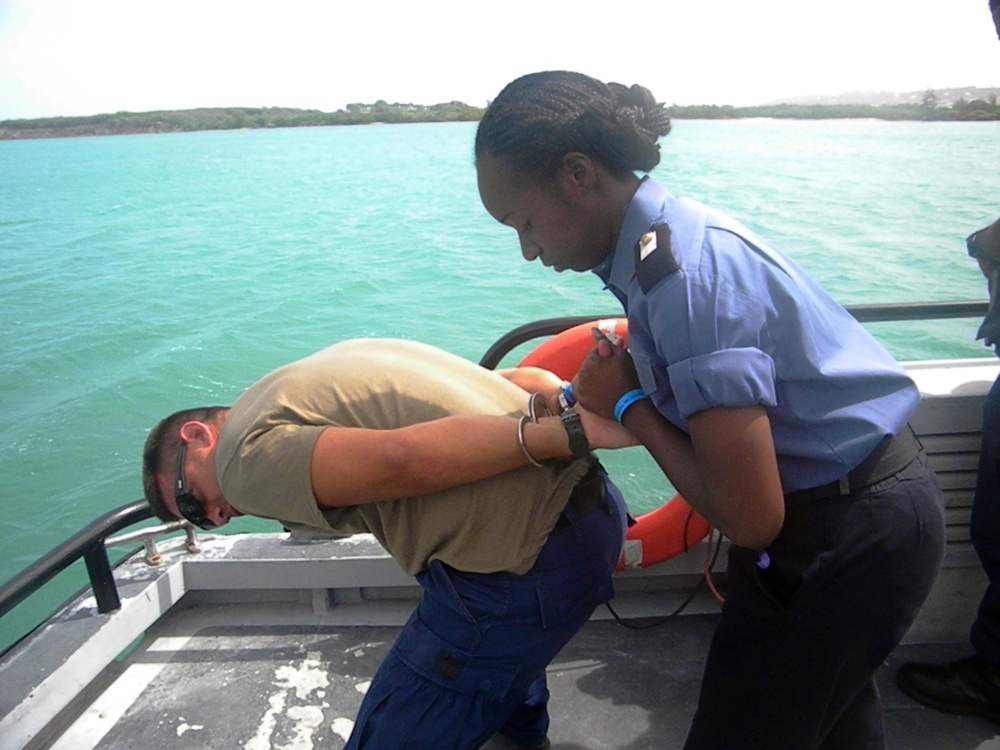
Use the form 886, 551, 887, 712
31, 602, 1000, 750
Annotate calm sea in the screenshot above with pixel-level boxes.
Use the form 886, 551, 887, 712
2, 119, 999, 648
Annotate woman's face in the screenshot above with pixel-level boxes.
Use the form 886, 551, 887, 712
476, 153, 615, 273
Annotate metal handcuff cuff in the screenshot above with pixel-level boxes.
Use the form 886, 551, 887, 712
516, 392, 590, 467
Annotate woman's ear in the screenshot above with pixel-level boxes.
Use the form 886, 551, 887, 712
561, 152, 597, 194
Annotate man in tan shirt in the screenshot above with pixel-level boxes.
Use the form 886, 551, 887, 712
142, 338, 631, 750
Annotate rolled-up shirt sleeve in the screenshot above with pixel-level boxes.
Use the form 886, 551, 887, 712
636, 254, 779, 420
667, 348, 777, 418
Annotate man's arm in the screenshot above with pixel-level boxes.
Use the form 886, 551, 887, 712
497, 366, 563, 393
497, 366, 567, 415
310, 411, 634, 509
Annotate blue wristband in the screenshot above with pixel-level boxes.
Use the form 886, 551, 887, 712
613, 388, 649, 423
558, 382, 576, 410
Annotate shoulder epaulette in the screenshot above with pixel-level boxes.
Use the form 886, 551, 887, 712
635, 223, 680, 294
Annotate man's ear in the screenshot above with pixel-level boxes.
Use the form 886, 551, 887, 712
178, 420, 214, 449
561, 152, 597, 194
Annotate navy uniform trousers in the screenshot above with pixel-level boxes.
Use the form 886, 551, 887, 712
345, 474, 627, 750
971, 373, 1000, 663
684, 449, 945, 750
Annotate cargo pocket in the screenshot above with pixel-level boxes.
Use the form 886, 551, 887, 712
392, 614, 518, 702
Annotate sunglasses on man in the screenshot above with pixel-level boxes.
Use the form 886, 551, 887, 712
174, 441, 217, 530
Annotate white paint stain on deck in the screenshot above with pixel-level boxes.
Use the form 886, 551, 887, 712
176, 720, 204, 736
331, 717, 355, 742
245, 651, 339, 750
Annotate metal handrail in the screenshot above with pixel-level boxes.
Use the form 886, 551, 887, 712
478, 300, 989, 369
845, 300, 988, 322
0, 500, 153, 619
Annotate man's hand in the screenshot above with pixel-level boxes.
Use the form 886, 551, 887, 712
498, 366, 565, 414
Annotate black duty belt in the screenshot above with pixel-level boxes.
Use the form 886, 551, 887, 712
784, 426, 922, 505
553, 463, 605, 530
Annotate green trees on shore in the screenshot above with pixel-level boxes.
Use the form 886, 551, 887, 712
0, 102, 484, 140
1, 95, 998, 140
667, 93, 1000, 122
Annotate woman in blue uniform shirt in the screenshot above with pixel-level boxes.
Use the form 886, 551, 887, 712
475, 70, 945, 750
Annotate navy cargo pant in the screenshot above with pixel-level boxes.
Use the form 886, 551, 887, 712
685, 450, 944, 750
345, 475, 627, 750
971, 372, 1000, 663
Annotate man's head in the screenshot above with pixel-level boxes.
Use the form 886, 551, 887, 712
142, 405, 237, 528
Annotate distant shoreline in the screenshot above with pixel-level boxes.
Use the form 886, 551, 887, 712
2, 97, 999, 141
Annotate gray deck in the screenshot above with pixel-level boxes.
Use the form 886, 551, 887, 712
21, 594, 1000, 750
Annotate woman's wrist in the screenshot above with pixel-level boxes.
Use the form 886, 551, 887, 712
614, 388, 649, 423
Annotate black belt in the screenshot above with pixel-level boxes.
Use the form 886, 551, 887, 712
553, 464, 605, 530
784, 426, 922, 505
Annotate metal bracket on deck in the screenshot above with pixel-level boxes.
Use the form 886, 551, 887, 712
106, 521, 199, 567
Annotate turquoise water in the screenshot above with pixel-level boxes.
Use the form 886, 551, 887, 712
2, 119, 999, 647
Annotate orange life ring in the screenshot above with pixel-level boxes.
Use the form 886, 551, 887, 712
517, 318, 629, 381
617, 497, 712, 569
519, 318, 712, 568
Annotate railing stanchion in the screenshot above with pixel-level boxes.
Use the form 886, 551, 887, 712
83, 541, 120, 614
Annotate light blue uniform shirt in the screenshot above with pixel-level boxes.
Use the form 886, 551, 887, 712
593, 178, 919, 493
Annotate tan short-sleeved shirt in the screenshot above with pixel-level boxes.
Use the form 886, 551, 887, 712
215, 339, 590, 575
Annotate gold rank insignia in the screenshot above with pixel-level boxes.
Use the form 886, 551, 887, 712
639, 231, 658, 261
634, 223, 680, 293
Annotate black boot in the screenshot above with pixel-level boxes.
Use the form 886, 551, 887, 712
896, 655, 1000, 725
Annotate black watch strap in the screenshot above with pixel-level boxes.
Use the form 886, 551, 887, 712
560, 409, 590, 460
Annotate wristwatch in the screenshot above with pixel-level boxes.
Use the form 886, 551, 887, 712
559, 409, 590, 460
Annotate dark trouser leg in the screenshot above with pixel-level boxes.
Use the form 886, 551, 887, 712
496, 673, 549, 744
972, 374, 1000, 663
346, 477, 626, 750
817, 680, 885, 750
894, 375, 1000, 722
684, 452, 944, 750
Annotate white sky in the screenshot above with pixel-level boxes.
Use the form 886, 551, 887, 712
0, 0, 997, 121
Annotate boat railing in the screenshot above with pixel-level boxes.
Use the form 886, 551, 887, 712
478, 300, 989, 369
0, 299, 989, 648
0, 500, 166, 621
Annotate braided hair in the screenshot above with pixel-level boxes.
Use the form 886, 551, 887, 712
475, 71, 672, 180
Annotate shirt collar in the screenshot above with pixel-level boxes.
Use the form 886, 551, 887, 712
593, 176, 668, 294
